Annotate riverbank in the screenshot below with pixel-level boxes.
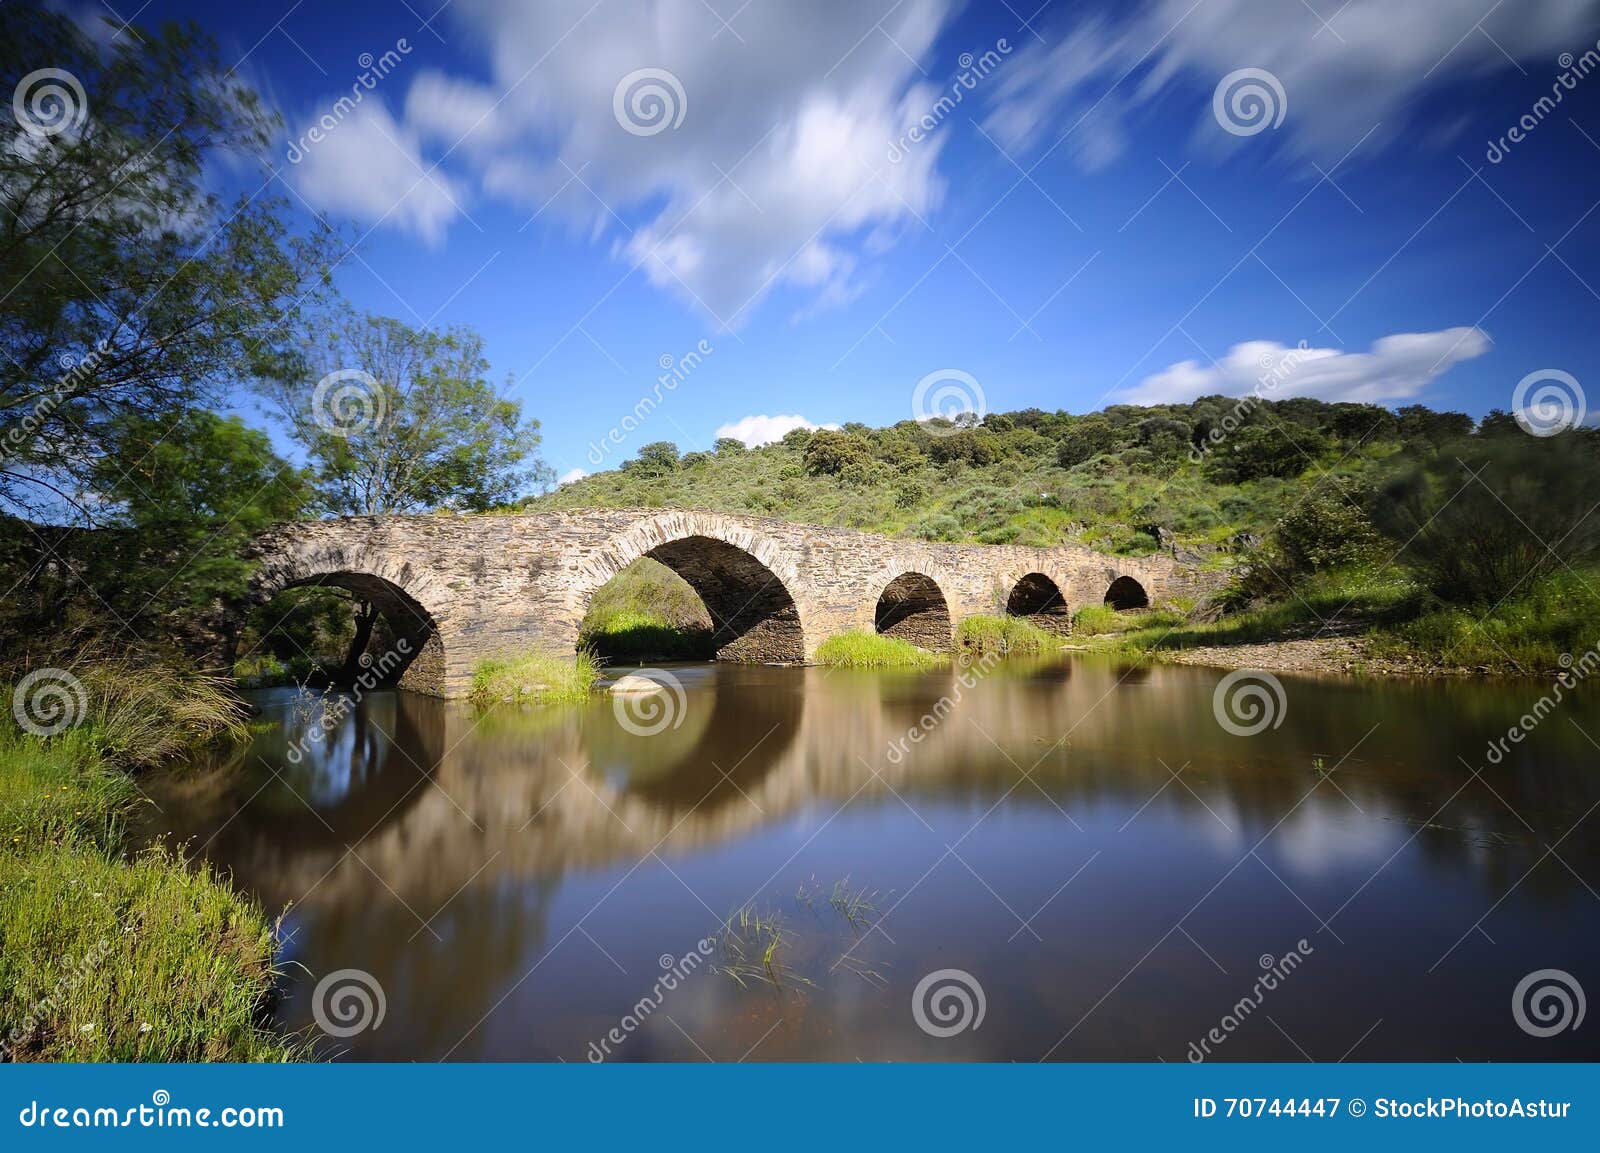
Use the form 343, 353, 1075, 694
0, 668, 297, 1061
1078, 567, 1600, 680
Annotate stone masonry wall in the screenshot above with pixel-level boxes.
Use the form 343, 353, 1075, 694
249, 509, 1227, 697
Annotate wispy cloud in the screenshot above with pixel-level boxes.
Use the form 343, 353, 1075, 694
1123, 327, 1492, 405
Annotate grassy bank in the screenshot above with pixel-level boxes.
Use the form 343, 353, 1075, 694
0, 667, 296, 1061
814, 631, 948, 670
1077, 567, 1600, 676
469, 650, 603, 707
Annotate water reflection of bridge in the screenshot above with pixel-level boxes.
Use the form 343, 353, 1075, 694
162, 662, 1600, 917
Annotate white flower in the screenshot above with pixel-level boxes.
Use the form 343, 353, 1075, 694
79, 1023, 95, 1033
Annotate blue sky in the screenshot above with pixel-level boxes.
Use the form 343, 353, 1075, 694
74, 0, 1600, 485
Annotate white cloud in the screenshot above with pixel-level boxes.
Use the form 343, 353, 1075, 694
557, 467, 589, 485
986, 0, 1600, 164
397, 0, 955, 321
715, 413, 840, 447
288, 101, 464, 245
1123, 326, 1492, 405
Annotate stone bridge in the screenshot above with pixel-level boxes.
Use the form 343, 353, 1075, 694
248, 508, 1221, 697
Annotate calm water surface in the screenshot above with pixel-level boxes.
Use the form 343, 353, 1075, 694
143, 658, 1600, 1061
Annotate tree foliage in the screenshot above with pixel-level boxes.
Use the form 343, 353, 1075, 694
260, 312, 549, 515
0, 8, 336, 520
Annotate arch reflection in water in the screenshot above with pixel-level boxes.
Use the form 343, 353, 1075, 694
143, 660, 1600, 1062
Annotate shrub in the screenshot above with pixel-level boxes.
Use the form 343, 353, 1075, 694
1374, 434, 1600, 604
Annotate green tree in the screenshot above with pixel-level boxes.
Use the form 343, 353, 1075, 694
1056, 416, 1118, 467
81, 412, 306, 656
1375, 434, 1600, 604
628, 441, 681, 477
803, 429, 870, 476
261, 312, 548, 516
1204, 424, 1325, 482
260, 311, 549, 673
0, 9, 335, 521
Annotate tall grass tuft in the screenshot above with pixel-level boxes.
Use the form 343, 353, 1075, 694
813, 631, 947, 670
469, 649, 602, 707
0, 667, 296, 1062
76, 663, 249, 768
955, 614, 1064, 657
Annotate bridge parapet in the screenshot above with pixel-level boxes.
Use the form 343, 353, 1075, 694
248, 509, 1225, 696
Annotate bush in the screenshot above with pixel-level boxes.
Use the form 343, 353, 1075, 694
1374, 434, 1600, 604
1275, 484, 1382, 575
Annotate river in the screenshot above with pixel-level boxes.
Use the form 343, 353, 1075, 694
142, 657, 1600, 1061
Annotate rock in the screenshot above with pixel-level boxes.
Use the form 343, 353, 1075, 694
1229, 531, 1263, 553
609, 674, 667, 696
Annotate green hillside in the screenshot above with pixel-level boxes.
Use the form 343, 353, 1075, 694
527, 397, 1600, 675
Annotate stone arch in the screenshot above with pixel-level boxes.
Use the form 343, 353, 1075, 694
1104, 574, 1150, 610
250, 547, 451, 695
874, 572, 952, 651
1006, 571, 1070, 631
578, 512, 808, 663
